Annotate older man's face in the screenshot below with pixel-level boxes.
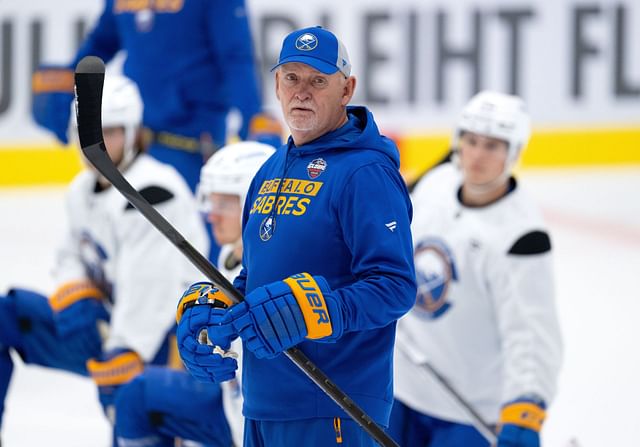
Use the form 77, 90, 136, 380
275, 62, 355, 145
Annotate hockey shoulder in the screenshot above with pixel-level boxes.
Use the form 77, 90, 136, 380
122, 155, 185, 211
508, 230, 551, 255
124, 186, 174, 210
502, 186, 552, 256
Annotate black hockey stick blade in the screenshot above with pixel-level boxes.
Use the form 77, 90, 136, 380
74, 56, 398, 447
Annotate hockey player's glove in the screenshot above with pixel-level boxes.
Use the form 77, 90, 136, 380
49, 280, 109, 337
176, 282, 238, 383
31, 66, 75, 145
208, 273, 344, 359
497, 397, 546, 447
87, 349, 144, 420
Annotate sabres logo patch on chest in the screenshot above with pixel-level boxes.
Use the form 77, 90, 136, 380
259, 216, 276, 241
307, 158, 327, 179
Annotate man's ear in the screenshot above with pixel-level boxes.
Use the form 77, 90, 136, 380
341, 76, 356, 106
275, 70, 281, 101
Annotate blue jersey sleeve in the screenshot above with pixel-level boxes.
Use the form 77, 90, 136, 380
205, 0, 261, 139
333, 163, 416, 332
232, 266, 247, 298
71, 0, 121, 67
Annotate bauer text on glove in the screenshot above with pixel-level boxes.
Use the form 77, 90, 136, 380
208, 273, 344, 359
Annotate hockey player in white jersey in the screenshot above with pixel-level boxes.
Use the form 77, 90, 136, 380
388, 91, 563, 447
0, 75, 212, 442
113, 141, 275, 446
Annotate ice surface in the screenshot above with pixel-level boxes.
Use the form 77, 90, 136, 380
1, 167, 638, 446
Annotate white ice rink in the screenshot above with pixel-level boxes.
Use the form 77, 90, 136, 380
1, 167, 639, 446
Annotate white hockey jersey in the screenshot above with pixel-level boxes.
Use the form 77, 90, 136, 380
53, 154, 208, 361
394, 162, 562, 424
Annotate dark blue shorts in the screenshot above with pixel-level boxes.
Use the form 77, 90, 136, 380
387, 398, 490, 447
244, 416, 381, 447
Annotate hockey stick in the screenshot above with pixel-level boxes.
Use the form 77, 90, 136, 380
395, 338, 498, 444
74, 56, 398, 447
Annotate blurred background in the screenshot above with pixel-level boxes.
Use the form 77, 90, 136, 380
1, 0, 639, 183
0, 0, 638, 445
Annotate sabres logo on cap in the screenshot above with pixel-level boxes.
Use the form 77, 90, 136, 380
307, 158, 327, 179
295, 33, 318, 51
259, 216, 276, 241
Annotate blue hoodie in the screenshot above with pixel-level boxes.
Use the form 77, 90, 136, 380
234, 106, 416, 425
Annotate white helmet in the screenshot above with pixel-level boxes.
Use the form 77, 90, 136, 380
452, 90, 531, 177
101, 74, 143, 168
197, 141, 275, 213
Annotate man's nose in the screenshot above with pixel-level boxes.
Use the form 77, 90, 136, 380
467, 143, 483, 154
293, 83, 312, 101
294, 91, 311, 101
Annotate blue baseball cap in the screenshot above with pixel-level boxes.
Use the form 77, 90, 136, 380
272, 26, 351, 77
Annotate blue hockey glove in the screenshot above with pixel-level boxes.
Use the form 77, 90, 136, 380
176, 282, 238, 383
86, 349, 144, 419
209, 273, 344, 359
31, 66, 75, 144
497, 398, 546, 447
49, 281, 109, 337
247, 112, 283, 148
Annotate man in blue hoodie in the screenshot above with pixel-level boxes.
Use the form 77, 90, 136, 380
176, 26, 417, 446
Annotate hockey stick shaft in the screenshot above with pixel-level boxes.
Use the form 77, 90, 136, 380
396, 340, 498, 444
74, 56, 398, 447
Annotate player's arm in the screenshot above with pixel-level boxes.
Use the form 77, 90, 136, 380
490, 231, 563, 446
52, 180, 95, 283
84, 180, 203, 419
331, 162, 417, 330
52, 230, 89, 288
205, 0, 262, 139
232, 266, 247, 298
48, 182, 111, 335
88, 183, 205, 415
106, 183, 206, 361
